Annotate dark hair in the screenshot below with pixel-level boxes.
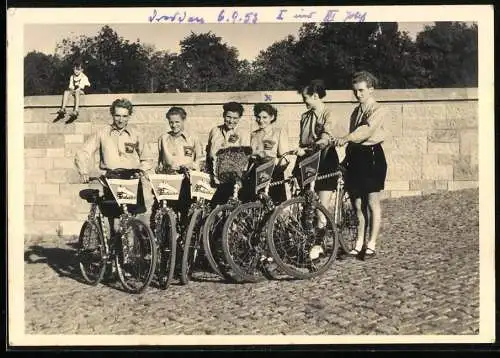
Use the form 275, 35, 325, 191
166, 106, 187, 120
110, 98, 133, 116
73, 59, 83, 69
352, 71, 378, 88
253, 103, 278, 124
300, 79, 327, 99
223, 102, 244, 117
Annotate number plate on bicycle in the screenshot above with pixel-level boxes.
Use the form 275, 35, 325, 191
255, 160, 276, 194
298, 151, 321, 187
148, 174, 184, 201
189, 170, 216, 200
104, 178, 140, 205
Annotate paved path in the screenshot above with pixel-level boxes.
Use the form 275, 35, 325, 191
24, 189, 479, 335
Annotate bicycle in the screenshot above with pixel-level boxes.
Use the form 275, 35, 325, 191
330, 164, 359, 254
201, 146, 252, 281
77, 168, 157, 293
220, 154, 287, 283
177, 168, 217, 284
147, 171, 184, 290
265, 148, 341, 279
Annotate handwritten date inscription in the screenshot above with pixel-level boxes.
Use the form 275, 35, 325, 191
147, 8, 367, 24
148, 9, 205, 23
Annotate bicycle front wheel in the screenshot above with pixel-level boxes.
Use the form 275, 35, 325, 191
266, 197, 339, 279
202, 203, 237, 281
334, 188, 359, 254
155, 209, 177, 290
221, 202, 268, 283
115, 218, 157, 293
78, 219, 106, 285
180, 208, 203, 285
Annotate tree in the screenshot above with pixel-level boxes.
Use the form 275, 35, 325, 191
24, 51, 61, 96
415, 22, 478, 87
251, 35, 301, 91
364, 23, 425, 88
176, 32, 243, 92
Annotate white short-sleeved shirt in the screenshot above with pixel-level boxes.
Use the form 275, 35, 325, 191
69, 72, 91, 90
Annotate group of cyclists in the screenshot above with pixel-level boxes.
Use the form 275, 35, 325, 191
74, 70, 388, 262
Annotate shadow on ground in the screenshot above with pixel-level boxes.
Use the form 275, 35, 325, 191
24, 243, 84, 283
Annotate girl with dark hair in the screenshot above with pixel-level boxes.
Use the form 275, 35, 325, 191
249, 103, 289, 204
293, 79, 340, 228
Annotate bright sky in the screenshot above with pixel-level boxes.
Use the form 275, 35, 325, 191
25, 22, 434, 62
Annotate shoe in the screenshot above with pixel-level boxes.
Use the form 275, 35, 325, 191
363, 248, 376, 260
347, 248, 362, 257
65, 111, 79, 123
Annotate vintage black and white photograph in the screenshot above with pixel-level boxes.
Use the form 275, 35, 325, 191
8, 5, 495, 346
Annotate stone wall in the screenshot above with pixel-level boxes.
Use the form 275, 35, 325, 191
24, 88, 478, 238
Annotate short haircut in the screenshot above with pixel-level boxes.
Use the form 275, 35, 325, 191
73, 59, 83, 69
352, 71, 379, 88
110, 98, 133, 116
300, 79, 327, 99
166, 106, 187, 120
253, 103, 278, 124
223, 102, 244, 117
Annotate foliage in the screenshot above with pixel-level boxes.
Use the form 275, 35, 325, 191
23, 22, 478, 95
415, 22, 478, 87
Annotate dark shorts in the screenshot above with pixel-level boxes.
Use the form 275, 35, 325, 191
292, 146, 339, 191
344, 143, 387, 195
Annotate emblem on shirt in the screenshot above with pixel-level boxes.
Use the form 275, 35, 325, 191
262, 139, 276, 150
184, 146, 194, 157
124, 142, 137, 154
228, 133, 239, 143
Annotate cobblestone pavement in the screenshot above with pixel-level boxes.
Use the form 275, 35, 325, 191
24, 189, 480, 335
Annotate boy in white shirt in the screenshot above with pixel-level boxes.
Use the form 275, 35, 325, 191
56, 61, 91, 120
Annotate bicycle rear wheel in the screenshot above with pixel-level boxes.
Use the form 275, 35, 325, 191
78, 219, 107, 285
155, 209, 177, 290
180, 207, 203, 285
221, 202, 268, 283
202, 203, 237, 281
115, 218, 157, 293
334, 188, 358, 254
266, 197, 339, 279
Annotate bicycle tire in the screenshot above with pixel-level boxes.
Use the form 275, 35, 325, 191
78, 219, 107, 285
202, 203, 237, 281
221, 202, 268, 283
266, 197, 339, 279
180, 208, 203, 285
155, 209, 177, 290
115, 218, 157, 293
335, 188, 359, 254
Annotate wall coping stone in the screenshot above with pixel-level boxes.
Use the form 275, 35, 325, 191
24, 88, 478, 108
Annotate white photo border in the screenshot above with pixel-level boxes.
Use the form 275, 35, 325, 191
7, 5, 495, 346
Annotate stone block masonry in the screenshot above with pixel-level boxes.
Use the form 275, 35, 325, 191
23, 88, 478, 238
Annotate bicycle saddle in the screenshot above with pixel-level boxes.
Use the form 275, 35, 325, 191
79, 189, 100, 203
